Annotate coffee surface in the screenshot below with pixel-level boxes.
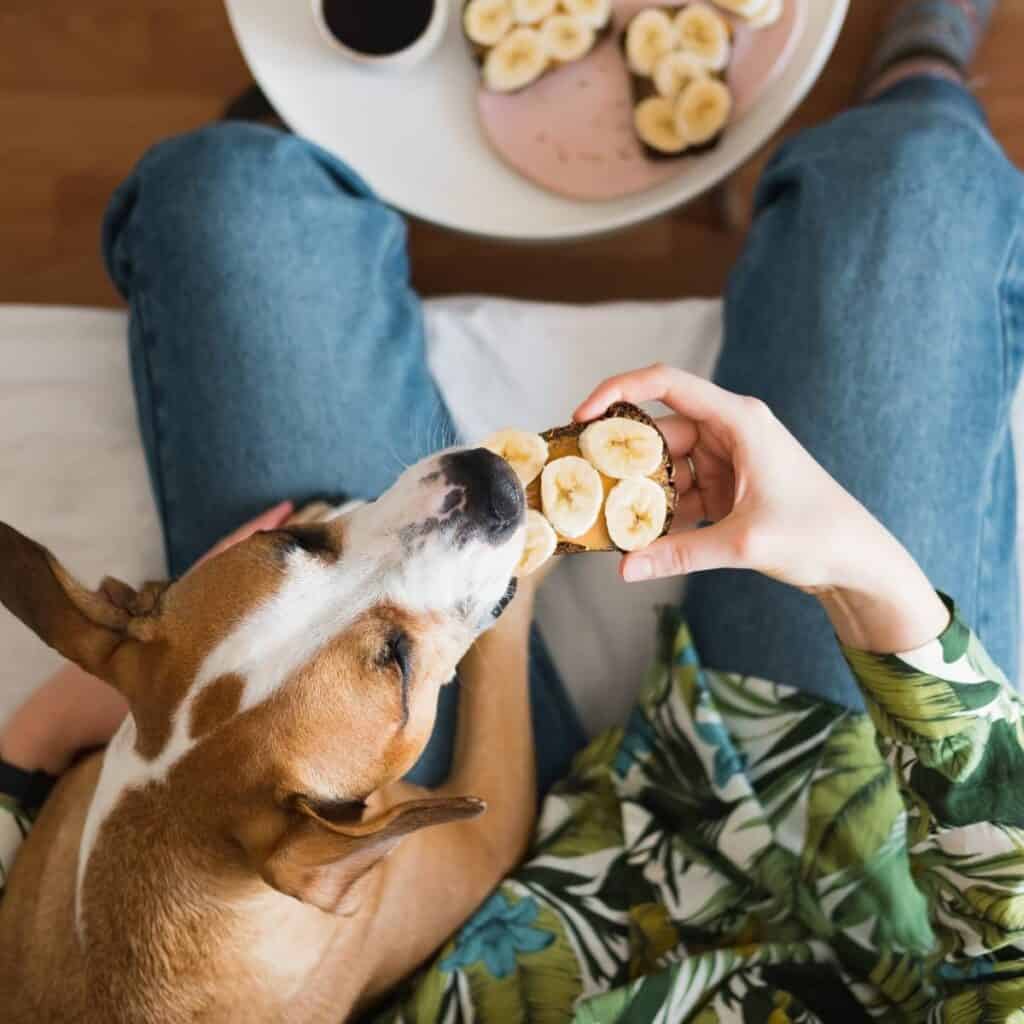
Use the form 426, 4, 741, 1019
321, 0, 436, 55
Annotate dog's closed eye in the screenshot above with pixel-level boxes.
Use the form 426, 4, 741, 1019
377, 630, 412, 722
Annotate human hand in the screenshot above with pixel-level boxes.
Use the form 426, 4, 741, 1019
0, 501, 297, 775
191, 499, 296, 569
575, 365, 949, 653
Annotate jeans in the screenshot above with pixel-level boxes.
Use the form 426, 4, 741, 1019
684, 78, 1024, 706
102, 77, 1024, 784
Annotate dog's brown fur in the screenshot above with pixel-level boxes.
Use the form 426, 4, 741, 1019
0, 510, 537, 1022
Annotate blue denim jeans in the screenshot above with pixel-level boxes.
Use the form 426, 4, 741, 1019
103, 77, 1024, 786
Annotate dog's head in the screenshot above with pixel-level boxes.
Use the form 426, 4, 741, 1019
0, 448, 525, 914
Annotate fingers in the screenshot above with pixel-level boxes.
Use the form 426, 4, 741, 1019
621, 519, 746, 582
658, 415, 700, 458
575, 364, 732, 425
196, 500, 294, 567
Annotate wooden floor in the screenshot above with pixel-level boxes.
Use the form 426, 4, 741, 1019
2, 1, 1023, 308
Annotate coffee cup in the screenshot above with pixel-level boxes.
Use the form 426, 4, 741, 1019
311, 0, 449, 70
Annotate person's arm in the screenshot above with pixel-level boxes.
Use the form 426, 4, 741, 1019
841, 594, 1024, 827
574, 363, 950, 655
575, 365, 1024, 844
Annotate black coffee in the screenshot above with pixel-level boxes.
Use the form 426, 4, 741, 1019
321, 0, 436, 56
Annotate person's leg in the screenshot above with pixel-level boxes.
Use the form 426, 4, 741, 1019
102, 122, 584, 790
684, 77, 1024, 707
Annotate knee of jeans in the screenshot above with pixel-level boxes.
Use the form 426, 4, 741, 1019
104, 123, 376, 296
767, 100, 1010, 236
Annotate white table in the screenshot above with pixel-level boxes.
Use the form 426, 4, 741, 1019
225, 0, 847, 242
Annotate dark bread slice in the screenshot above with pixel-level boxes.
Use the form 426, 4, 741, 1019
526, 401, 676, 553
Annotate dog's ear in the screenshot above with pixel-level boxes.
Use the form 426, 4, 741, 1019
260, 794, 485, 914
0, 521, 157, 691
100, 576, 169, 617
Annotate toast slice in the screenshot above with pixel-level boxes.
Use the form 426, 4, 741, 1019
526, 401, 676, 554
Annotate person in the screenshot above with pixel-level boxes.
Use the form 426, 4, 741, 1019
4, 0, 1023, 1017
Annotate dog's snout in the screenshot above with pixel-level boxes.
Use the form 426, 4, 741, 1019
442, 448, 524, 540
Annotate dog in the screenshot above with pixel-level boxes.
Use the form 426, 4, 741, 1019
0, 447, 538, 1022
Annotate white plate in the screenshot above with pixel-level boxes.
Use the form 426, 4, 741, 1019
225, 0, 848, 241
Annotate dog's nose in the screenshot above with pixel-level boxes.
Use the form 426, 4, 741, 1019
442, 448, 524, 540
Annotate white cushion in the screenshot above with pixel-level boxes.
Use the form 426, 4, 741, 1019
0, 303, 1020, 736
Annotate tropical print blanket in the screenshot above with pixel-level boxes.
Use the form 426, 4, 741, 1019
371, 598, 1024, 1023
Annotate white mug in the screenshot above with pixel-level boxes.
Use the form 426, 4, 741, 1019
310, 0, 449, 70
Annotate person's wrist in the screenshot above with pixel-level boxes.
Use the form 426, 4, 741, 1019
812, 525, 949, 652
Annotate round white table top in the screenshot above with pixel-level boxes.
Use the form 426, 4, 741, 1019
225, 0, 848, 241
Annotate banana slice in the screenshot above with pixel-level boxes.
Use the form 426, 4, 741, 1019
540, 13, 595, 62
561, 0, 613, 30
634, 95, 688, 155
674, 4, 731, 71
675, 77, 732, 146
513, 0, 557, 25
748, 0, 783, 29
653, 50, 708, 98
481, 429, 549, 486
483, 26, 549, 91
605, 477, 668, 552
464, 0, 514, 47
579, 416, 664, 479
709, 0, 765, 16
541, 456, 604, 539
624, 9, 677, 76
517, 509, 558, 575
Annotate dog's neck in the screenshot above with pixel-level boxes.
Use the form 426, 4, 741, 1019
75, 727, 374, 1023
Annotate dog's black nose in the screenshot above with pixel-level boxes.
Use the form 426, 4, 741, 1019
441, 448, 524, 541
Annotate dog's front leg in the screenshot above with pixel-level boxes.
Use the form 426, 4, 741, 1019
441, 577, 539, 874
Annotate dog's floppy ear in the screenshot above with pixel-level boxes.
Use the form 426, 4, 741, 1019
0, 521, 156, 691
100, 576, 169, 617
261, 794, 485, 914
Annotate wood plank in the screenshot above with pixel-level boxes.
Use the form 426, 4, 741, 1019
1, 1, 1021, 308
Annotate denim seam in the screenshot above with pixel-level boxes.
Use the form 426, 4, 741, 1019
976, 194, 1024, 655
128, 201, 175, 578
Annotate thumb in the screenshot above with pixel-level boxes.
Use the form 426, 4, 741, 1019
621, 520, 746, 582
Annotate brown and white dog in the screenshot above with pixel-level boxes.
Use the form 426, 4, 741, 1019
0, 448, 540, 1023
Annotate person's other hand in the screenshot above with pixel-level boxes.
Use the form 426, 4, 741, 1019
575, 364, 949, 652
192, 499, 295, 569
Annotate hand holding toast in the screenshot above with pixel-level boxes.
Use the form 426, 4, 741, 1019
576, 364, 950, 653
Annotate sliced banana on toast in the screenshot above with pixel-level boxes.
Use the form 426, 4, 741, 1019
484, 403, 676, 575
464, 0, 613, 94
482, 428, 549, 485
710, 0, 782, 25
518, 509, 559, 575
623, 3, 747, 160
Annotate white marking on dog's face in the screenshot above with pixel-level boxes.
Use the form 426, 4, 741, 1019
75, 448, 526, 935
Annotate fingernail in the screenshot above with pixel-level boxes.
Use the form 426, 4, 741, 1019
623, 557, 652, 582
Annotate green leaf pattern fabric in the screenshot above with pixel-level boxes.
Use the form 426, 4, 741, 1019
370, 600, 1024, 1023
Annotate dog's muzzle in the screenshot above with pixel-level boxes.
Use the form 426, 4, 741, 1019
441, 448, 525, 543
